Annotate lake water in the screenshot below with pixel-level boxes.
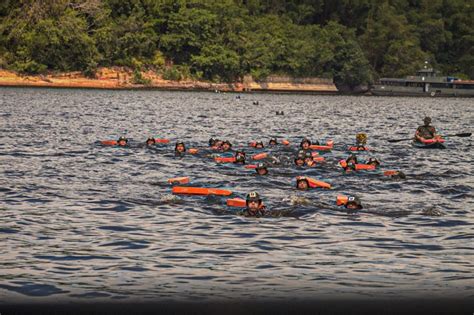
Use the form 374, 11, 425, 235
0, 87, 473, 305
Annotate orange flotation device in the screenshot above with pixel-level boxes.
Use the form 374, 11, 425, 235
172, 186, 232, 196
348, 146, 369, 151
252, 153, 268, 160
282, 140, 290, 145
297, 176, 331, 189
339, 160, 376, 171
245, 164, 258, 169
336, 195, 349, 206
215, 156, 236, 163
309, 140, 334, 151
226, 198, 265, 208
101, 140, 118, 146
226, 198, 247, 207
188, 148, 198, 154
168, 177, 190, 185
419, 136, 445, 144
154, 139, 170, 143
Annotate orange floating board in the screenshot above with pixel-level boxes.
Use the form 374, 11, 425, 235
348, 146, 370, 151
383, 170, 398, 176
227, 198, 246, 207
252, 153, 268, 160
168, 177, 190, 184
154, 139, 170, 143
215, 156, 236, 163
307, 177, 331, 189
282, 140, 290, 145
172, 186, 232, 196
101, 140, 118, 146
245, 165, 258, 169
309, 140, 334, 151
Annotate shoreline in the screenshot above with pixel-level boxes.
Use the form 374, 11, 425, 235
0, 68, 339, 94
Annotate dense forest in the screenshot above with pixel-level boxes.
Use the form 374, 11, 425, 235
0, 0, 472, 88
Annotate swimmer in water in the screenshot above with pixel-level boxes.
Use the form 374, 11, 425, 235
269, 138, 278, 146
221, 140, 232, 152
145, 137, 156, 146
296, 176, 310, 190
117, 136, 128, 146
366, 157, 380, 167
239, 191, 266, 217
345, 196, 363, 210
300, 138, 311, 150
255, 163, 268, 175
294, 154, 305, 167
234, 151, 246, 164
255, 141, 264, 149
175, 141, 186, 154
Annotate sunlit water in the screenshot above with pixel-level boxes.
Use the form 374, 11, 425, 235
0, 87, 473, 303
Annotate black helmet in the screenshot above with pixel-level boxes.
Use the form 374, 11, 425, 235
255, 141, 264, 147
223, 140, 232, 147
300, 138, 311, 147
209, 138, 217, 146
423, 117, 432, 125
146, 137, 155, 144
269, 138, 277, 145
294, 154, 305, 164
256, 163, 268, 174
246, 191, 262, 204
118, 136, 128, 143
346, 196, 362, 209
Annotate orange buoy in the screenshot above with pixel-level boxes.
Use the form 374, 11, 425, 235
168, 177, 190, 185
154, 139, 170, 143
172, 186, 232, 196
309, 140, 333, 151
307, 177, 331, 189
336, 195, 349, 206
252, 153, 268, 160
215, 156, 236, 163
101, 140, 118, 146
226, 198, 246, 207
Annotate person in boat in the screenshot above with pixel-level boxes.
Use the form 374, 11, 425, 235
294, 153, 305, 167
117, 136, 128, 146
145, 137, 156, 146
239, 191, 266, 217
296, 177, 310, 190
221, 140, 232, 152
366, 157, 380, 167
234, 151, 246, 164
255, 163, 268, 175
175, 141, 186, 154
269, 138, 278, 146
356, 133, 367, 146
254, 141, 264, 149
415, 117, 437, 142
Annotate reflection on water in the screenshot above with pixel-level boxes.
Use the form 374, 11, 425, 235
0, 87, 473, 302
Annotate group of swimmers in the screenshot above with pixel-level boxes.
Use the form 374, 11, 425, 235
105, 117, 439, 216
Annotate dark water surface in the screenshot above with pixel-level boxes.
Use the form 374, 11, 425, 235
0, 87, 473, 303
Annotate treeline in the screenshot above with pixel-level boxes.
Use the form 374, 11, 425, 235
0, 0, 472, 88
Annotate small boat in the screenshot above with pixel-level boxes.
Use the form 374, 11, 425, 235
412, 138, 446, 149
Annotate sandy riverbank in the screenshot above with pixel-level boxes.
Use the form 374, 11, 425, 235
0, 68, 338, 93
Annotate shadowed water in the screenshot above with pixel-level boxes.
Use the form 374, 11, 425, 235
0, 87, 473, 303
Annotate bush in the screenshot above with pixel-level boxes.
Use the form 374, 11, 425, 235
162, 66, 182, 81
132, 68, 151, 85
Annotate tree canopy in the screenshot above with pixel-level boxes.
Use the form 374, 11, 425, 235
1, 0, 472, 86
